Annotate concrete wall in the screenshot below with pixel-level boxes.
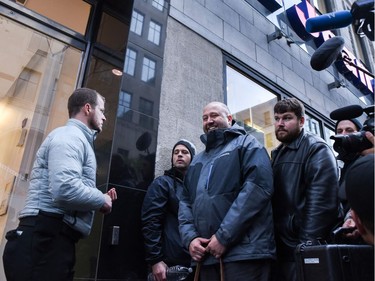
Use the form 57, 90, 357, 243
156, 17, 223, 175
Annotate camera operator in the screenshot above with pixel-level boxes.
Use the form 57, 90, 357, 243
334, 118, 363, 212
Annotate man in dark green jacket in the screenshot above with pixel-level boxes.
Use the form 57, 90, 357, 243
179, 102, 275, 281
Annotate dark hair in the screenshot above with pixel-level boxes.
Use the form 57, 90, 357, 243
274, 98, 305, 119
67, 88, 104, 118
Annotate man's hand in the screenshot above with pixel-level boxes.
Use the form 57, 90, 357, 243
107, 187, 118, 201
99, 188, 117, 214
361, 131, 374, 156
205, 234, 226, 259
189, 237, 210, 262
151, 261, 168, 281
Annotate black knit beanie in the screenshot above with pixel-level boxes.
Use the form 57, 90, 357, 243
335, 118, 362, 133
172, 139, 196, 162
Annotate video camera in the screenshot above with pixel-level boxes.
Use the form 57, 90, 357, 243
330, 104, 374, 155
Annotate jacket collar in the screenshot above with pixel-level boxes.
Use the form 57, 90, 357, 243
200, 123, 246, 152
164, 167, 184, 182
66, 119, 96, 147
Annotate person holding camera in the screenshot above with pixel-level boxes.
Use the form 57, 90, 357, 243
334, 118, 363, 213
339, 129, 374, 239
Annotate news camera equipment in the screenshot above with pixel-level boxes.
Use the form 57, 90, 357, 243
330, 105, 375, 155
305, 0, 374, 41
310, 36, 375, 78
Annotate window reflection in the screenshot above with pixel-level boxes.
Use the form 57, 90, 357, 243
125, 48, 137, 75
117, 91, 133, 121
226, 65, 279, 155
141, 57, 156, 83
0, 15, 81, 250
13, 0, 91, 34
152, 0, 165, 11
304, 114, 321, 136
148, 20, 161, 45
130, 10, 144, 36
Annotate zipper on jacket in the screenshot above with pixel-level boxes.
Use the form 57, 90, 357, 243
205, 163, 214, 190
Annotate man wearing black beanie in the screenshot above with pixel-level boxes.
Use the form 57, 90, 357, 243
142, 139, 196, 281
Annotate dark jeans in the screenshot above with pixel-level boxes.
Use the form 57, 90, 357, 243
271, 260, 298, 281
198, 259, 271, 281
3, 212, 80, 281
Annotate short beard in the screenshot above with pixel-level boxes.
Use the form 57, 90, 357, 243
276, 128, 301, 144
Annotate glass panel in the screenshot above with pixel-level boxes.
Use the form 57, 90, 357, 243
70, 55, 123, 280
96, 12, 129, 55
0, 15, 81, 279
125, 48, 137, 76
141, 57, 156, 83
152, 0, 165, 11
304, 113, 321, 136
15, 0, 91, 34
117, 91, 133, 121
148, 20, 161, 45
324, 126, 337, 153
139, 97, 154, 130
226, 65, 279, 155
130, 10, 144, 36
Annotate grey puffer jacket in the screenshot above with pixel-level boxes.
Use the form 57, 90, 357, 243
19, 119, 105, 237
179, 124, 276, 265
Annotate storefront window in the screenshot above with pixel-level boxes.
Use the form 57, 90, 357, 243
0, 15, 82, 277
226, 65, 279, 155
304, 113, 321, 136
14, 0, 91, 34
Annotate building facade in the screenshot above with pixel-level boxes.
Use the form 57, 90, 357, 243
0, 0, 373, 280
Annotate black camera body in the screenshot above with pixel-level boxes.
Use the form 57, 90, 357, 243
330, 105, 374, 155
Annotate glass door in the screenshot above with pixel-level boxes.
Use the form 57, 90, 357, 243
0, 14, 82, 279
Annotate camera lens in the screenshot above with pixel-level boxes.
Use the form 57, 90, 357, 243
331, 131, 373, 155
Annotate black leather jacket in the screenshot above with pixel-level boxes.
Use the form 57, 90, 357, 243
271, 129, 339, 260
141, 168, 191, 266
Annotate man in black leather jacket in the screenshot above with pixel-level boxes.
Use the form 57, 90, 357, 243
142, 139, 196, 281
271, 98, 339, 281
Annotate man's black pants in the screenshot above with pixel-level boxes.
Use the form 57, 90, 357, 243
199, 259, 271, 281
2, 211, 81, 281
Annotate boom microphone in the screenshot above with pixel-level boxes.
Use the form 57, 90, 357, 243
306, 10, 353, 33
310, 36, 345, 71
330, 105, 364, 120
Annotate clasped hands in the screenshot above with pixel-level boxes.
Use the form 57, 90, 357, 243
189, 234, 226, 261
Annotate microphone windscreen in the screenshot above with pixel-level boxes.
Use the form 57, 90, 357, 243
330, 105, 364, 120
310, 36, 345, 71
306, 10, 353, 33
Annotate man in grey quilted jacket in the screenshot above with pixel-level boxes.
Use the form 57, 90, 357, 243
3, 88, 117, 281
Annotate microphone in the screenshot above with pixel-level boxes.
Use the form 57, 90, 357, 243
306, 10, 353, 33
330, 105, 364, 120
310, 36, 345, 71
